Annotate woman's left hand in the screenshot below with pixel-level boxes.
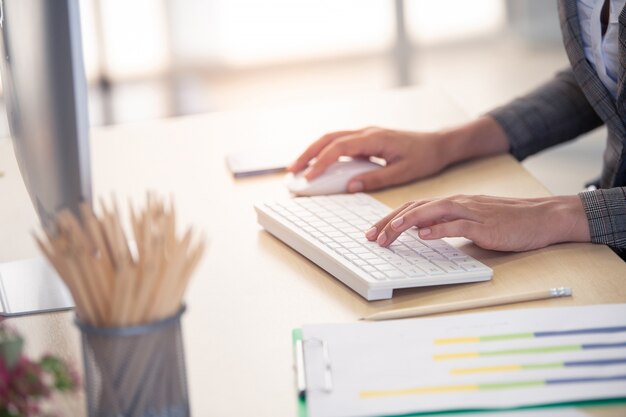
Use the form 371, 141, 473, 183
366, 194, 591, 252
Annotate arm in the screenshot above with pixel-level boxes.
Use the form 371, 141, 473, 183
290, 68, 603, 192
366, 189, 626, 253
488, 69, 604, 160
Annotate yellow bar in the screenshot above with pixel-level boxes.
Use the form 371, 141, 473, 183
433, 352, 480, 361
360, 384, 479, 399
451, 364, 522, 375
434, 337, 481, 345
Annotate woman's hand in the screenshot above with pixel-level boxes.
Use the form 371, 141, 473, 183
366, 194, 591, 252
288, 127, 449, 192
288, 117, 510, 193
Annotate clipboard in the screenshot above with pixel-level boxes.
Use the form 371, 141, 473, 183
292, 329, 626, 417
292, 306, 626, 417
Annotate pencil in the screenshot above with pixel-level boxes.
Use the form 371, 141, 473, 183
361, 287, 573, 321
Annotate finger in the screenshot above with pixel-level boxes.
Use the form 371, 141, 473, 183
364, 201, 414, 240
347, 161, 412, 193
376, 199, 476, 247
419, 219, 482, 242
365, 200, 431, 241
304, 132, 380, 180
287, 130, 357, 173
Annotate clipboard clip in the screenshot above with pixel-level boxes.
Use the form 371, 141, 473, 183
294, 338, 333, 399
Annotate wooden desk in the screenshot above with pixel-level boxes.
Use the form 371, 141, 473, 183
1, 88, 625, 416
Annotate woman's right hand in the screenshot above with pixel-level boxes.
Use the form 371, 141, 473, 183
287, 127, 450, 193
287, 117, 510, 193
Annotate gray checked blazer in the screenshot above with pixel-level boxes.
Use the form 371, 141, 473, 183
488, 0, 626, 252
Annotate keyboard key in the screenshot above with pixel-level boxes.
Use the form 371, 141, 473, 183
391, 259, 413, 270
367, 258, 388, 266
397, 234, 417, 243
383, 269, 406, 279
396, 264, 425, 277
431, 260, 463, 273
447, 255, 471, 263
420, 251, 446, 261
350, 247, 370, 255
376, 264, 397, 272
353, 259, 368, 267
414, 263, 445, 275
459, 261, 489, 272
342, 242, 361, 250
335, 247, 351, 256
370, 272, 387, 280
405, 242, 426, 251
443, 251, 468, 260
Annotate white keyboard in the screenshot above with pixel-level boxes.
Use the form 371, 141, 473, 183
255, 193, 492, 300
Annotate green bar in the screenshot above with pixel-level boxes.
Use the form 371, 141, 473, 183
521, 362, 564, 370
480, 380, 545, 390
481, 344, 581, 357
480, 333, 535, 342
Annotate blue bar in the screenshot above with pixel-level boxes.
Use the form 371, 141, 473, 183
546, 375, 626, 385
535, 326, 626, 338
582, 342, 626, 350
564, 358, 626, 367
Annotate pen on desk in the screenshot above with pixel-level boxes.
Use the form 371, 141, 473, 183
361, 287, 573, 321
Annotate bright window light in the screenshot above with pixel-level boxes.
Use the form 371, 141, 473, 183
98, 0, 169, 78
406, 0, 505, 44
78, 0, 506, 78
210, 0, 394, 67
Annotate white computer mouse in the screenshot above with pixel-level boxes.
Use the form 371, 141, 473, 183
285, 158, 383, 196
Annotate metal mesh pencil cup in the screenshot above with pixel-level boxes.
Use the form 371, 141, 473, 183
76, 306, 190, 417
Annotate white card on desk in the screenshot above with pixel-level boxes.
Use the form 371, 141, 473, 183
225, 149, 292, 177
300, 304, 626, 417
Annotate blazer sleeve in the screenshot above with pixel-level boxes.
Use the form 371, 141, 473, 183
487, 68, 604, 160
579, 188, 626, 250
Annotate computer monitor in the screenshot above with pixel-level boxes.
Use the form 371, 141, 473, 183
0, 0, 92, 315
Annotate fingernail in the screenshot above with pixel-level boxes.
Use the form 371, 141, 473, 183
420, 228, 431, 237
347, 180, 364, 193
391, 217, 404, 230
365, 227, 377, 239
377, 231, 387, 246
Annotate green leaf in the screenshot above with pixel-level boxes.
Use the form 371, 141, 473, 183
40, 355, 77, 392
0, 336, 23, 370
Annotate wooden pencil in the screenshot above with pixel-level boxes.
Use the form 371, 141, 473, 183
362, 287, 574, 321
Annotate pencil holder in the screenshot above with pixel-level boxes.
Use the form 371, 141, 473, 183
76, 306, 190, 417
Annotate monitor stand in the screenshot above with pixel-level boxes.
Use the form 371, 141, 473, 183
0, 257, 74, 316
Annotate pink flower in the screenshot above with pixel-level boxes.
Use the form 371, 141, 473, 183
0, 324, 79, 417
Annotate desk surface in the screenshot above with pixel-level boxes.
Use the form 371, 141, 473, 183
1, 87, 625, 416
